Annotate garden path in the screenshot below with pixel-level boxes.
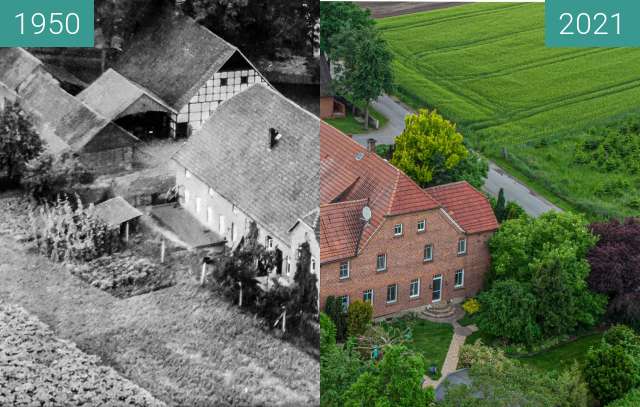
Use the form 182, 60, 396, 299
421, 309, 478, 389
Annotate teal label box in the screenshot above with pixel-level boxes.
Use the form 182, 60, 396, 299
0, 0, 94, 47
546, 0, 640, 47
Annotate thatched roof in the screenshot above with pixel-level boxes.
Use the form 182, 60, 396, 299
113, 6, 261, 111
78, 69, 176, 121
94, 196, 143, 227
172, 84, 319, 245
0, 48, 138, 154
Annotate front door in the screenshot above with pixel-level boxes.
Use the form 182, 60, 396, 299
432, 274, 442, 303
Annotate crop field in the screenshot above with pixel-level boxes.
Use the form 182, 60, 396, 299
377, 3, 640, 218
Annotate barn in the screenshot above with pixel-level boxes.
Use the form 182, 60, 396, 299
0, 48, 139, 172
86, 4, 271, 139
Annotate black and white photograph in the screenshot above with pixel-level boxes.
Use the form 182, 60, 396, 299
0, 0, 320, 405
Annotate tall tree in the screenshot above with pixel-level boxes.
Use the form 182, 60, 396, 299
391, 109, 468, 186
495, 188, 506, 222
293, 242, 318, 317
319, 1, 373, 58
0, 101, 43, 183
332, 25, 393, 130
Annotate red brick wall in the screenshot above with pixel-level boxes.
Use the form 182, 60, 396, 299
320, 97, 334, 119
320, 208, 494, 318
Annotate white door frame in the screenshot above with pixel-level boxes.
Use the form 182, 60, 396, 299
432, 274, 443, 303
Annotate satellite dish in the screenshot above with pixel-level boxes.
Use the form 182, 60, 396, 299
362, 206, 372, 222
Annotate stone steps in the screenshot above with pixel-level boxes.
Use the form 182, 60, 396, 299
422, 302, 456, 319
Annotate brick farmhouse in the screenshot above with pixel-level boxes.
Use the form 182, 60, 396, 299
320, 123, 499, 318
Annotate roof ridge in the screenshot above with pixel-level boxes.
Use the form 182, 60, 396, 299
321, 198, 369, 208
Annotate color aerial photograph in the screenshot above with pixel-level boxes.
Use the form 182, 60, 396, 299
0, 0, 319, 406
319, 2, 640, 406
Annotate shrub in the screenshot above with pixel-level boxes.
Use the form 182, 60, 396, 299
583, 344, 640, 404
325, 296, 348, 342
458, 340, 508, 369
347, 300, 373, 338
462, 297, 480, 315
607, 388, 640, 407
22, 153, 93, 202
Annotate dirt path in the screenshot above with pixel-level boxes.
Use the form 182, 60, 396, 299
359, 2, 466, 19
0, 235, 319, 406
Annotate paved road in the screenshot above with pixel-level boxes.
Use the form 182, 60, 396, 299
353, 95, 561, 217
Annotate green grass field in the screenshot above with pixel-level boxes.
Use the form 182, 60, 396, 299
325, 106, 389, 134
377, 3, 640, 218
516, 333, 603, 372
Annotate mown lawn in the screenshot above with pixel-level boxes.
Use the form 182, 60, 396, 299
385, 317, 453, 378
516, 333, 603, 372
377, 3, 640, 218
325, 106, 389, 134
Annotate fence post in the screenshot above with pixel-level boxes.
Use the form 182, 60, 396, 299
239, 281, 243, 307
200, 262, 206, 286
282, 306, 286, 334
160, 238, 165, 264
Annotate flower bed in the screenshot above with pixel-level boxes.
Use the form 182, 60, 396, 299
0, 301, 163, 406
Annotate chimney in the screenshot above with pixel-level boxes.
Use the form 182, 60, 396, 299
367, 138, 377, 153
269, 128, 282, 150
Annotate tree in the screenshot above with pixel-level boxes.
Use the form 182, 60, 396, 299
324, 296, 348, 342
608, 388, 640, 407
347, 300, 373, 338
343, 345, 435, 407
588, 218, 640, 329
494, 188, 506, 222
22, 153, 93, 202
319, 1, 373, 58
293, 242, 318, 317
332, 25, 393, 130
0, 101, 43, 183
432, 150, 489, 190
183, 0, 318, 58
391, 109, 469, 187
320, 313, 366, 407
476, 280, 541, 345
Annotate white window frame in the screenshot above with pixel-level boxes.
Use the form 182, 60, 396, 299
417, 220, 426, 232
311, 257, 316, 272
363, 289, 374, 304
393, 223, 403, 236
376, 253, 387, 272
424, 244, 433, 262
195, 197, 201, 213
386, 284, 398, 304
339, 261, 350, 279
410, 278, 421, 298
458, 238, 467, 255
455, 269, 465, 288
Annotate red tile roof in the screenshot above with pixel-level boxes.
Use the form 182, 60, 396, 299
426, 182, 499, 234
320, 122, 498, 264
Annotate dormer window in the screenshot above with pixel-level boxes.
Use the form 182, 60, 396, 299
269, 128, 282, 149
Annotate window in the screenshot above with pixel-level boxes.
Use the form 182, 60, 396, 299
231, 222, 237, 242
195, 197, 201, 213
393, 223, 403, 236
219, 215, 225, 234
455, 269, 465, 288
220, 78, 228, 86
208, 187, 215, 197
266, 236, 273, 249
184, 189, 190, 204
207, 207, 213, 225
286, 257, 291, 275
410, 278, 420, 298
311, 257, 316, 272
417, 220, 426, 232
386, 284, 398, 303
458, 238, 467, 255
376, 254, 387, 271
423, 244, 433, 262
339, 261, 350, 279
232, 205, 239, 215
185, 169, 191, 178
363, 289, 373, 304
338, 295, 350, 312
